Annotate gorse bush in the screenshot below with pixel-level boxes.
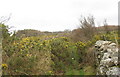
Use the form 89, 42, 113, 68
6, 50, 52, 75
50, 37, 80, 73
3, 35, 89, 75
0, 24, 10, 39
75, 42, 86, 63
3, 36, 53, 75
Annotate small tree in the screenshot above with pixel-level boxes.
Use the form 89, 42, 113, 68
0, 24, 10, 39
0, 15, 14, 57
79, 15, 96, 40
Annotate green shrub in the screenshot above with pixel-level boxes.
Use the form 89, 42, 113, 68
3, 50, 52, 75
50, 37, 80, 73
75, 41, 86, 63
2, 36, 53, 75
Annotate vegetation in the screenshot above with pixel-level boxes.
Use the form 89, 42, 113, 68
1, 16, 119, 75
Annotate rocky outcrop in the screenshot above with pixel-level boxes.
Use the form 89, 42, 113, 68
95, 40, 120, 76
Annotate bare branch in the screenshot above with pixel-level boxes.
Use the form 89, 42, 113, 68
0, 13, 12, 24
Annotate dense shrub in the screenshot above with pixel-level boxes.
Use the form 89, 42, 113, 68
0, 24, 10, 39
50, 37, 80, 73
2, 36, 53, 75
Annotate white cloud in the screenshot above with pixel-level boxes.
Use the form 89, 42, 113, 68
0, 0, 119, 32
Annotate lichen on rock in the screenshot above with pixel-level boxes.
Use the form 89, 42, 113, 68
95, 40, 120, 76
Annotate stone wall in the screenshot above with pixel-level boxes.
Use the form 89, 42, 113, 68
95, 40, 120, 76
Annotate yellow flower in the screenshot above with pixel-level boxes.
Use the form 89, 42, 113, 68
65, 45, 68, 48
21, 45, 24, 48
48, 71, 52, 73
13, 42, 16, 45
26, 54, 29, 57
2, 64, 8, 68
26, 54, 32, 57
40, 44, 43, 46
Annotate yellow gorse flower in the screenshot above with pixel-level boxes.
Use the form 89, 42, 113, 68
21, 45, 24, 48
65, 45, 68, 48
2, 64, 8, 68
48, 71, 52, 73
26, 54, 32, 57
40, 44, 43, 46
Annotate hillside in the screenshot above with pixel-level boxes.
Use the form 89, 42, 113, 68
1, 23, 119, 75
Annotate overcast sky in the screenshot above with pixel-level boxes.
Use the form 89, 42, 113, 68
0, 0, 119, 32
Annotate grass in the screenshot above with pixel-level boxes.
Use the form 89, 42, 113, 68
83, 66, 96, 75
65, 66, 95, 75
65, 69, 84, 75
